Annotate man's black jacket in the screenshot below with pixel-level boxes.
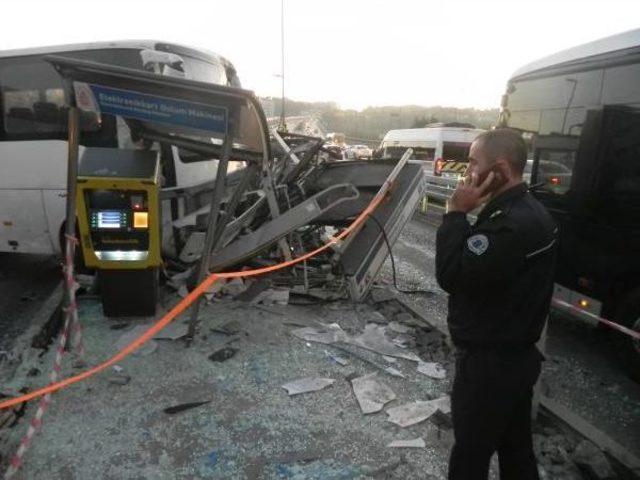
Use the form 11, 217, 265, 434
435, 183, 557, 349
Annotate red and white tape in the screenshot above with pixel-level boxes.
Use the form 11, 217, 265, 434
4, 236, 82, 479
63, 235, 84, 359
551, 297, 640, 341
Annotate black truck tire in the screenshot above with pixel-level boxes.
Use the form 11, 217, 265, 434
616, 288, 640, 383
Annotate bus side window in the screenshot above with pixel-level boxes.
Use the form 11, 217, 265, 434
536, 149, 575, 195
0, 58, 102, 139
531, 135, 579, 205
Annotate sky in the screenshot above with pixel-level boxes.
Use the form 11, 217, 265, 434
2, 0, 639, 110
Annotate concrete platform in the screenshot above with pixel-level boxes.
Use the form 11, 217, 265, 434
0, 293, 455, 479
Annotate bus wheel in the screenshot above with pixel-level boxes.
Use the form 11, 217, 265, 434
616, 288, 640, 384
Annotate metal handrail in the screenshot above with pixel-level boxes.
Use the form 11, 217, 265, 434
423, 174, 457, 202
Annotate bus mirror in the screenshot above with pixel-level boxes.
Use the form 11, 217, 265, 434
140, 49, 186, 78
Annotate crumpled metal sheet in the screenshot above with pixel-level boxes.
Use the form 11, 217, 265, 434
386, 395, 450, 427
281, 377, 335, 396
350, 373, 396, 414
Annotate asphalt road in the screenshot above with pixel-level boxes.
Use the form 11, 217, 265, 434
379, 210, 640, 457
0, 253, 60, 353
1, 210, 638, 457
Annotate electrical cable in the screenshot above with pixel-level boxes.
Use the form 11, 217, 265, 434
367, 213, 434, 296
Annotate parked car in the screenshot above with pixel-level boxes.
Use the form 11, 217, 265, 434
322, 143, 345, 161
350, 144, 373, 160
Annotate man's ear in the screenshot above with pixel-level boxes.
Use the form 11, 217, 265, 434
494, 157, 511, 178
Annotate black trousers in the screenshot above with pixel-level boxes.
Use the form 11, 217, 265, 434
448, 346, 542, 480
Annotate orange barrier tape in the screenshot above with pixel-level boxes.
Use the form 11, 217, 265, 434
0, 190, 386, 410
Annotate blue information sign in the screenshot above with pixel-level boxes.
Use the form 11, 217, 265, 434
74, 82, 228, 134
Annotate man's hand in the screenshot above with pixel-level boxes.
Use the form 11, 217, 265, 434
447, 171, 495, 213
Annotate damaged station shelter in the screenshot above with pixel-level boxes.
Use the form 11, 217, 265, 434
26, 42, 426, 317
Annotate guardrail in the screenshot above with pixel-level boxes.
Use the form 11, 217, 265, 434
423, 174, 458, 202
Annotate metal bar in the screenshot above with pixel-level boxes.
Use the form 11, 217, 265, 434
63, 107, 80, 330
186, 124, 235, 342
63, 107, 80, 254
209, 164, 259, 255
424, 174, 460, 187
262, 156, 293, 263
273, 129, 301, 165
140, 130, 261, 165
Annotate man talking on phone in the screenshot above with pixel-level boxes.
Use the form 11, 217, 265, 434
435, 129, 557, 480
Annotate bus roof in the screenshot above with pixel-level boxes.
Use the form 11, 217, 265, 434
510, 28, 640, 81
0, 40, 231, 67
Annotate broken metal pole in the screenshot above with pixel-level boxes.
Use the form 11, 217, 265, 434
64, 106, 80, 248
63, 106, 81, 345
261, 155, 293, 263
186, 122, 235, 343
209, 164, 259, 259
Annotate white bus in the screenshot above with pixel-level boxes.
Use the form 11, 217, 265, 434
499, 28, 640, 380
0, 41, 241, 256
379, 124, 485, 176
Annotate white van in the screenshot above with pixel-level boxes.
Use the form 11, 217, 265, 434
379, 124, 485, 176
0, 41, 241, 255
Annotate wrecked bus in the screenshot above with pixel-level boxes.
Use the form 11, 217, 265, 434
499, 28, 640, 380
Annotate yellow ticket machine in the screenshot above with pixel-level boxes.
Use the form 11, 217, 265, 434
76, 148, 161, 316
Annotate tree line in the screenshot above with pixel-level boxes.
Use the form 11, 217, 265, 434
260, 96, 499, 146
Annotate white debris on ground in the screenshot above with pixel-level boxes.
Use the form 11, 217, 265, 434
417, 362, 447, 380
350, 373, 396, 414
281, 377, 336, 396
0, 278, 630, 479
386, 398, 449, 428
0, 289, 461, 479
388, 438, 427, 448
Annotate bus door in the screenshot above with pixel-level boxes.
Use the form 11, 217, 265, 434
531, 135, 579, 213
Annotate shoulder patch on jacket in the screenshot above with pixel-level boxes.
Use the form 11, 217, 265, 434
467, 234, 489, 255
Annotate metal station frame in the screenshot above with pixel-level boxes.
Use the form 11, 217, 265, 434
46, 55, 273, 337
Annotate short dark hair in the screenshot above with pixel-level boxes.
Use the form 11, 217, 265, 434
474, 128, 527, 174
